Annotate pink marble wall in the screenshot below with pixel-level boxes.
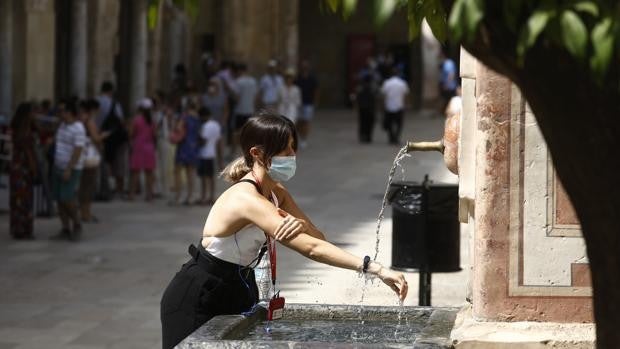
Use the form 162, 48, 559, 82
472, 65, 593, 323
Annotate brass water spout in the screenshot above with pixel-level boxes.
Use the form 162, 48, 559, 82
404, 112, 459, 174
406, 140, 445, 154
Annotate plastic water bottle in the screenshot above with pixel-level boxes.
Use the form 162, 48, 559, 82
254, 258, 272, 301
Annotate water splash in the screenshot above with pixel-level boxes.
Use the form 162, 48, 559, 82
373, 146, 410, 261
351, 146, 411, 340
394, 299, 405, 337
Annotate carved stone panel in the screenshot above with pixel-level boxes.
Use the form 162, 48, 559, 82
508, 85, 591, 297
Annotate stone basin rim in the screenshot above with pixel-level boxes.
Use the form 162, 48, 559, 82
176, 304, 458, 348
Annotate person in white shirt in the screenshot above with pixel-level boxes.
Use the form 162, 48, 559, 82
444, 85, 462, 118
197, 107, 222, 205
258, 59, 284, 110
278, 68, 302, 124
380, 67, 410, 145
51, 98, 87, 241
232, 63, 258, 156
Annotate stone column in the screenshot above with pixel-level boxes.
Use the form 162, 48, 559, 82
421, 20, 440, 106
16, 0, 56, 102
219, 0, 299, 75
168, 7, 188, 79
0, 0, 13, 118
457, 48, 477, 303
147, 0, 165, 95
88, 0, 120, 96
70, 0, 88, 98
281, 0, 299, 69
129, 0, 148, 108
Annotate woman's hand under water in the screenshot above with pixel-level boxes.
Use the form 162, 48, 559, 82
273, 208, 309, 241
370, 262, 408, 301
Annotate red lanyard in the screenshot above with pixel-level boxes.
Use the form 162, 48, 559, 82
267, 236, 277, 286
252, 171, 277, 286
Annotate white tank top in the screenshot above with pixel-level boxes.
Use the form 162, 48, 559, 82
205, 191, 279, 266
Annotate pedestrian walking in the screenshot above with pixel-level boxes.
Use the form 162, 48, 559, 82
98, 81, 128, 199
197, 107, 222, 205
444, 85, 462, 119
171, 98, 201, 205
129, 98, 157, 202
439, 49, 458, 111
78, 99, 107, 223
160, 112, 409, 348
9, 103, 37, 240
278, 68, 302, 124
201, 77, 229, 128
352, 74, 377, 143
380, 67, 410, 145
295, 60, 319, 149
231, 63, 258, 156
51, 99, 86, 241
258, 59, 283, 110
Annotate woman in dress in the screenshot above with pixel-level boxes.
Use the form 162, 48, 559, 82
129, 99, 157, 201
9, 103, 37, 240
172, 97, 201, 205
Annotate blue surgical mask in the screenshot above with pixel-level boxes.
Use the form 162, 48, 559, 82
268, 156, 296, 182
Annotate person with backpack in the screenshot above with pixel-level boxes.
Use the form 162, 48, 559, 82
97, 81, 128, 199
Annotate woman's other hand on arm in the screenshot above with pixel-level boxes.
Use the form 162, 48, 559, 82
273, 208, 309, 241
276, 186, 326, 240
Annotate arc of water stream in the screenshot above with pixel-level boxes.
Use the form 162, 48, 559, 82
373, 146, 410, 261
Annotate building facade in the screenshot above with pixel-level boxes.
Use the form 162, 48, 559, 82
0, 0, 442, 118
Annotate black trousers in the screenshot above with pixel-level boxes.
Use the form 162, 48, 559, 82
160, 245, 258, 349
358, 108, 375, 143
383, 110, 404, 144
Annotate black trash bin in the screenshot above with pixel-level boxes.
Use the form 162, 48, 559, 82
388, 180, 461, 273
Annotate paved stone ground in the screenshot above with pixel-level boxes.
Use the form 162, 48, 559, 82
0, 109, 465, 348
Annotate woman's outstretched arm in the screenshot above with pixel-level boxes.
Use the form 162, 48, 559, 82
239, 190, 408, 300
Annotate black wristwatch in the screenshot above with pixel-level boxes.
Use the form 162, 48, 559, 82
362, 255, 371, 273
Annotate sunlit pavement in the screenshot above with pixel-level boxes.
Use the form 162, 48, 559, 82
0, 108, 465, 348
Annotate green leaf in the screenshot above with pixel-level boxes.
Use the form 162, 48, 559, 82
590, 17, 614, 78
325, 0, 339, 13
183, 0, 199, 20
147, 2, 158, 30
448, 0, 466, 41
449, 0, 484, 42
560, 10, 588, 61
573, 1, 598, 17
407, 0, 425, 39
425, 0, 448, 42
342, 0, 358, 19
375, 0, 398, 26
516, 8, 554, 62
503, 0, 523, 32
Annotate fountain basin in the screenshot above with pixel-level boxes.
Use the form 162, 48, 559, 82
177, 304, 458, 348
